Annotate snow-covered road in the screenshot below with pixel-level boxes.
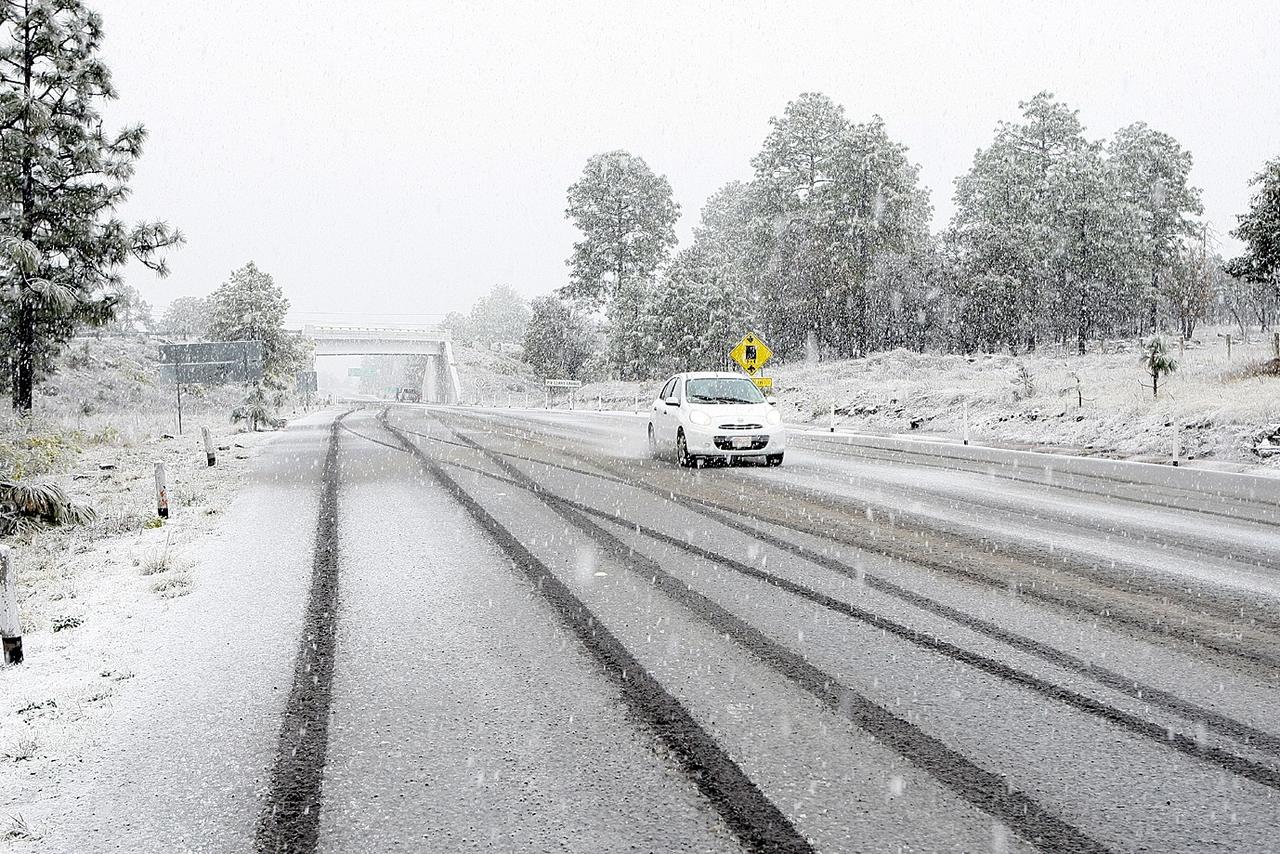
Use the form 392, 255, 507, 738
7, 405, 1280, 853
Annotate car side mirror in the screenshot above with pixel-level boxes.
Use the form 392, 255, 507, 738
664, 396, 679, 406
766, 395, 778, 406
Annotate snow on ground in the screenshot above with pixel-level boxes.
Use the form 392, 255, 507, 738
0, 336, 290, 844
459, 327, 1279, 471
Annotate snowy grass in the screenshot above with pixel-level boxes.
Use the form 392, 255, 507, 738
0, 731, 40, 763
2, 813, 43, 842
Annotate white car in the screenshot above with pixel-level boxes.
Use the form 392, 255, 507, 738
648, 372, 785, 467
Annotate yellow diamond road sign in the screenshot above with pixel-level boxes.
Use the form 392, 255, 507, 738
730, 332, 773, 376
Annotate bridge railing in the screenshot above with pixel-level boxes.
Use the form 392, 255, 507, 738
303, 324, 451, 342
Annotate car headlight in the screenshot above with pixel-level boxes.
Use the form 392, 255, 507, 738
765, 409, 782, 426
688, 409, 711, 426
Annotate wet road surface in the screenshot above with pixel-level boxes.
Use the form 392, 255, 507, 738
22, 405, 1280, 853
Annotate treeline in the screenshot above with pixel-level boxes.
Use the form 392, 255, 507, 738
529, 91, 1280, 380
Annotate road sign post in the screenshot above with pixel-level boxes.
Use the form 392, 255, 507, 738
160, 341, 265, 436
544, 378, 582, 410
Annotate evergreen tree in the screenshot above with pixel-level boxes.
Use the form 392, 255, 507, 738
160, 295, 209, 340
207, 261, 306, 386
468, 283, 530, 348
0, 0, 181, 411
751, 93, 929, 356
561, 150, 679, 309
561, 151, 678, 379
948, 92, 1089, 352
523, 294, 592, 380
1108, 122, 1203, 332
1226, 157, 1280, 330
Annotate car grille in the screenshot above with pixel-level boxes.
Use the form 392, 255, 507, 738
713, 434, 770, 451
718, 423, 763, 430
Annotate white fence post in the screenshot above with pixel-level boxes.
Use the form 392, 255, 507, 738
1, 546, 21, 666
155, 462, 170, 519
202, 426, 216, 467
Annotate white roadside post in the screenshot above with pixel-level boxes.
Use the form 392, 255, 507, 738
597, 393, 602, 411
1172, 424, 1182, 467
962, 400, 971, 446
1, 546, 21, 665
202, 426, 216, 467
155, 462, 170, 519
829, 400, 836, 433
1273, 331, 1279, 359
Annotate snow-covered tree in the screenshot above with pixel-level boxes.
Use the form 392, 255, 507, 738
1108, 122, 1204, 332
0, 0, 182, 411
523, 294, 592, 380
1226, 157, 1280, 330
751, 93, 930, 356
160, 295, 209, 340
948, 92, 1091, 352
468, 283, 530, 348
1140, 335, 1177, 397
207, 262, 306, 386
104, 284, 154, 333
561, 150, 679, 308
561, 150, 678, 378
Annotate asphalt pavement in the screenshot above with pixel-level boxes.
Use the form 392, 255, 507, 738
18, 405, 1280, 853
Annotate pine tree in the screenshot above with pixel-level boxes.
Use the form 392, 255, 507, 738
523, 294, 592, 380
562, 150, 679, 308
751, 93, 929, 356
206, 261, 307, 386
1226, 157, 1280, 330
160, 295, 209, 340
1108, 122, 1203, 333
0, 0, 181, 411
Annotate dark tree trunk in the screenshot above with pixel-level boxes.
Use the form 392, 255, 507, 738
14, 19, 35, 414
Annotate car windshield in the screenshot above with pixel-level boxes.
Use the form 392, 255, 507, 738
685, 377, 765, 404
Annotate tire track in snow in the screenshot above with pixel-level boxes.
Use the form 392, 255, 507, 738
255, 412, 347, 853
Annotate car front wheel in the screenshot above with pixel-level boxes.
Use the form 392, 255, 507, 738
677, 430, 695, 468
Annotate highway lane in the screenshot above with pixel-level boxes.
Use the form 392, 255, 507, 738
317, 409, 740, 853
366, 404, 1280, 853
24, 406, 1277, 852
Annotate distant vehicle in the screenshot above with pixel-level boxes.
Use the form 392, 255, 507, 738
648, 371, 784, 467
396, 387, 422, 403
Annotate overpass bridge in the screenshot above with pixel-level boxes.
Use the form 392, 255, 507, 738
303, 324, 462, 403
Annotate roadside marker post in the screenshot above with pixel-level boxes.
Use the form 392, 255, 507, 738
1172, 424, 1182, 467
829, 400, 836, 433
1273, 332, 1279, 358
963, 400, 970, 446
1, 546, 21, 666
155, 462, 170, 519
202, 426, 216, 467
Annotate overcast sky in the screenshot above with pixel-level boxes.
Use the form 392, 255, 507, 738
103, 0, 1279, 322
